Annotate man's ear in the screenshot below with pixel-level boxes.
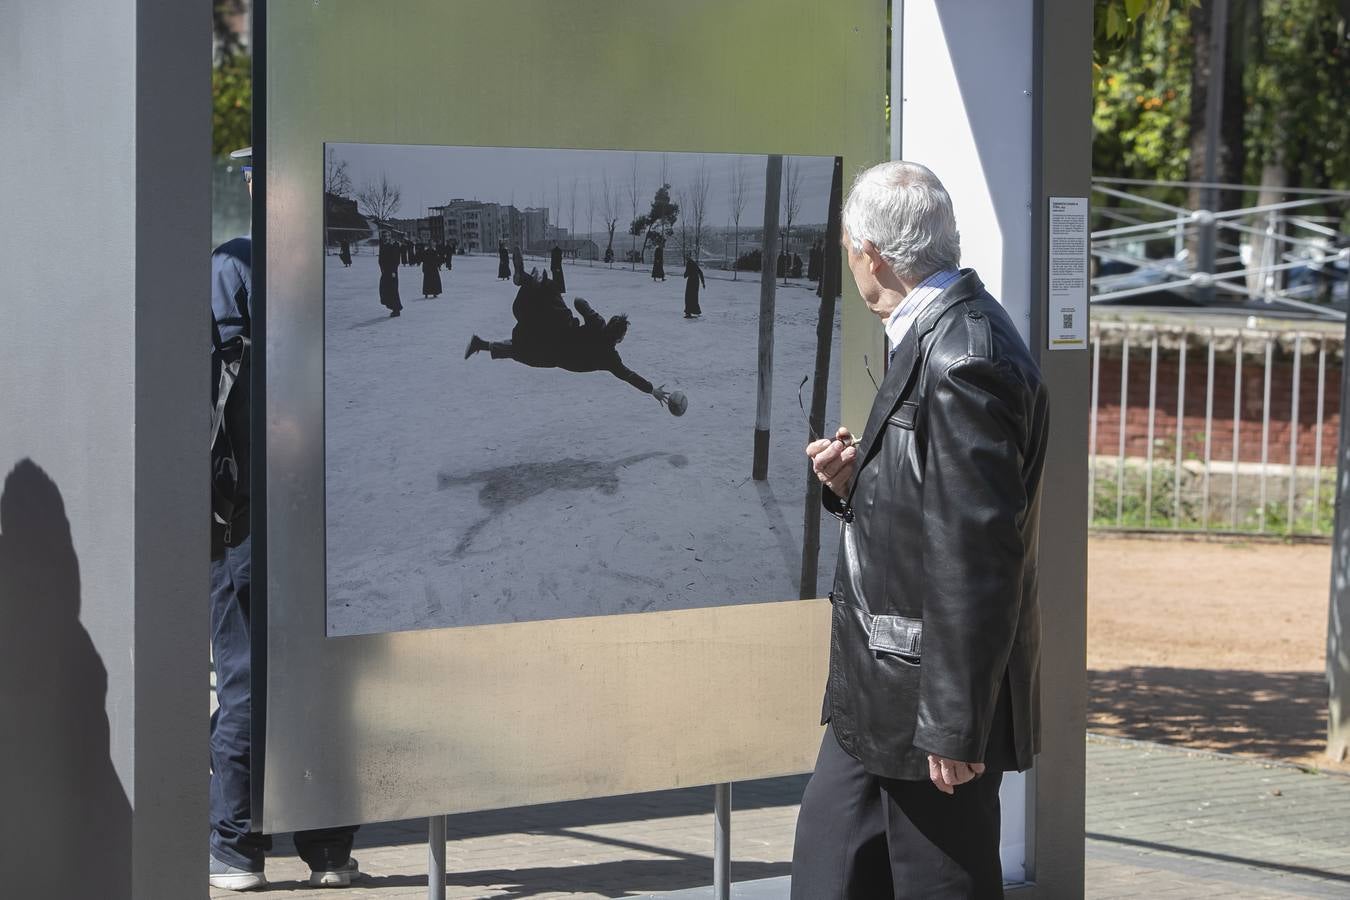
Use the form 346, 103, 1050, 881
860, 239, 886, 275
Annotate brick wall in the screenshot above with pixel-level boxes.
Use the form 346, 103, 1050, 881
1092, 345, 1342, 468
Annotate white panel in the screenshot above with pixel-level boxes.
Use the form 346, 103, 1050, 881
900, 0, 1035, 345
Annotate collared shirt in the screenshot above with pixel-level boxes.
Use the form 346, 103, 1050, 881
885, 268, 961, 356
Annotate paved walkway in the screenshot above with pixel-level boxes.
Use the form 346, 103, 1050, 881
213, 737, 1350, 898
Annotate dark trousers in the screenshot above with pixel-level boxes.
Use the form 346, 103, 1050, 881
790, 726, 1005, 900
210, 536, 358, 871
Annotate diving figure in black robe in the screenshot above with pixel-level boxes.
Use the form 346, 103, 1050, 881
682, 256, 706, 318
377, 235, 403, 317
464, 271, 671, 406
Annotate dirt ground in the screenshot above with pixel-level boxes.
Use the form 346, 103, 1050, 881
1087, 534, 1347, 771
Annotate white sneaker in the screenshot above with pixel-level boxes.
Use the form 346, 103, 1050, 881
309, 856, 361, 887
208, 854, 267, 891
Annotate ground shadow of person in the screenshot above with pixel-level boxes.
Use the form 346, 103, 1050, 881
437, 453, 689, 559
0, 459, 132, 897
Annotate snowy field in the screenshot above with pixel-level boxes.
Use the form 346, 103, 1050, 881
325, 251, 841, 636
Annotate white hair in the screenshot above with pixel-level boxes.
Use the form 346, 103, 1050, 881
841, 161, 961, 281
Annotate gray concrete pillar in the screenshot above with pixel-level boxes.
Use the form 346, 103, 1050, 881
0, 1, 209, 896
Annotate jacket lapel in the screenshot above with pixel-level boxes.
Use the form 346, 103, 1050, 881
850, 328, 919, 482
846, 270, 986, 501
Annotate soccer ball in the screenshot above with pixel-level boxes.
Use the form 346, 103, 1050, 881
667, 391, 688, 417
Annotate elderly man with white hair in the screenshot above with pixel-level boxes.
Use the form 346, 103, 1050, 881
791, 161, 1050, 899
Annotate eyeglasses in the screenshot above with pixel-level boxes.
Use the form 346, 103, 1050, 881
798, 356, 879, 444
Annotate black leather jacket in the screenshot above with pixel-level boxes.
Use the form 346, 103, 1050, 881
822, 270, 1049, 780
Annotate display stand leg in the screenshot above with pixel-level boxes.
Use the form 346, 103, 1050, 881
714, 782, 732, 900
428, 814, 446, 900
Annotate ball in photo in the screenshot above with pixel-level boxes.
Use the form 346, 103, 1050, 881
667, 391, 688, 416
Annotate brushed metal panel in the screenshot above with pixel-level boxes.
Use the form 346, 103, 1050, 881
262, 0, 888, 831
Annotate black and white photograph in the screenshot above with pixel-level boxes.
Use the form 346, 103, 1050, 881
323, 143, 842, 636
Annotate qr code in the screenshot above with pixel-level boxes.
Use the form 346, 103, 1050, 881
1062, 311, 1074, 329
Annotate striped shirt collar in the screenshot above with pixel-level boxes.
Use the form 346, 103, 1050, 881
885, 268, 962, 352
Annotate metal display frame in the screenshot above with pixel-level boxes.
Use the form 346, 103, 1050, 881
256, 2, 1089, 895
256, 0, 888, 836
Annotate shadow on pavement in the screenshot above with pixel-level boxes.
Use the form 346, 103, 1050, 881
269, 857, 791, 898
264, 775, 809, 856
1089, 666, 1329, 761
1085, 832, 1350, 886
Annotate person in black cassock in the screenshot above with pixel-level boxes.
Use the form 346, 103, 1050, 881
444, 240, 454, 271
497, 242, 511, 280
777, 250, 789, 278
464, 272, 671, 406
682, 255, 706, 318
651, 241, 666, 281
550, 244, 567, 293
338, 239, 352, 268
377, 233, 403, 317
421, 245, 443, 298
791, 253, 804, 279
808, 239, 822, 282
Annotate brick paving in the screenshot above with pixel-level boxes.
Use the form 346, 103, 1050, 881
211, 737, 1350, 898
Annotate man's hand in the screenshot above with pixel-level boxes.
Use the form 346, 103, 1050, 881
652, 384, 671, 406
805, 427, 857, 496
927, 754, 986, 795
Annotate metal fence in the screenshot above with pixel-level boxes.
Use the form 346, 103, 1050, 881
1088, 321, 1340, 538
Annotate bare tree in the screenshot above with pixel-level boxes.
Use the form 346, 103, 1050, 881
728, 159, 748, 280
600, 172, 619, 266
586, 178, 596, 266
627, 154, 641, 269
568, 177, 578, 253
689, 161, 711, 262
357, 172, 402, 224
675, 187, 689, 259
324, 148, 352, 198
781, 157, 804, 285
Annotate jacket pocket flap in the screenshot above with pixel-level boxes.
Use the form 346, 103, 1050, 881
887, 401, 919, 429
868, 614, 922, 658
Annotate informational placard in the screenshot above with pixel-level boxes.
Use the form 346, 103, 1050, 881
1047, 196, 1089, 350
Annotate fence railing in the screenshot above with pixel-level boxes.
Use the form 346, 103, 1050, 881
1087, 320, 1341, 538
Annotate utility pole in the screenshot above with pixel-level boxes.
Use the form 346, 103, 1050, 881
1328, 303, 1350, 763
752, 156, 783, 480
1194, 0, 1228, 304
799, 158, 844, 598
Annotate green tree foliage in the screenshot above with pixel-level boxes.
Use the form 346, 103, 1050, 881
1248, 0, 1350, 191
213, 53, 251, 158
1093, 10, 1194, 196
1094, 0, 1350, 199
212, 0, 250, 157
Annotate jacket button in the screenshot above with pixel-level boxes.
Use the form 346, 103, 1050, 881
843, 508, 855, 523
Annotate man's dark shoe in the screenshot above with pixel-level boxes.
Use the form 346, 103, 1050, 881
309, 856, 362, 888
464, 335, 489, 358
